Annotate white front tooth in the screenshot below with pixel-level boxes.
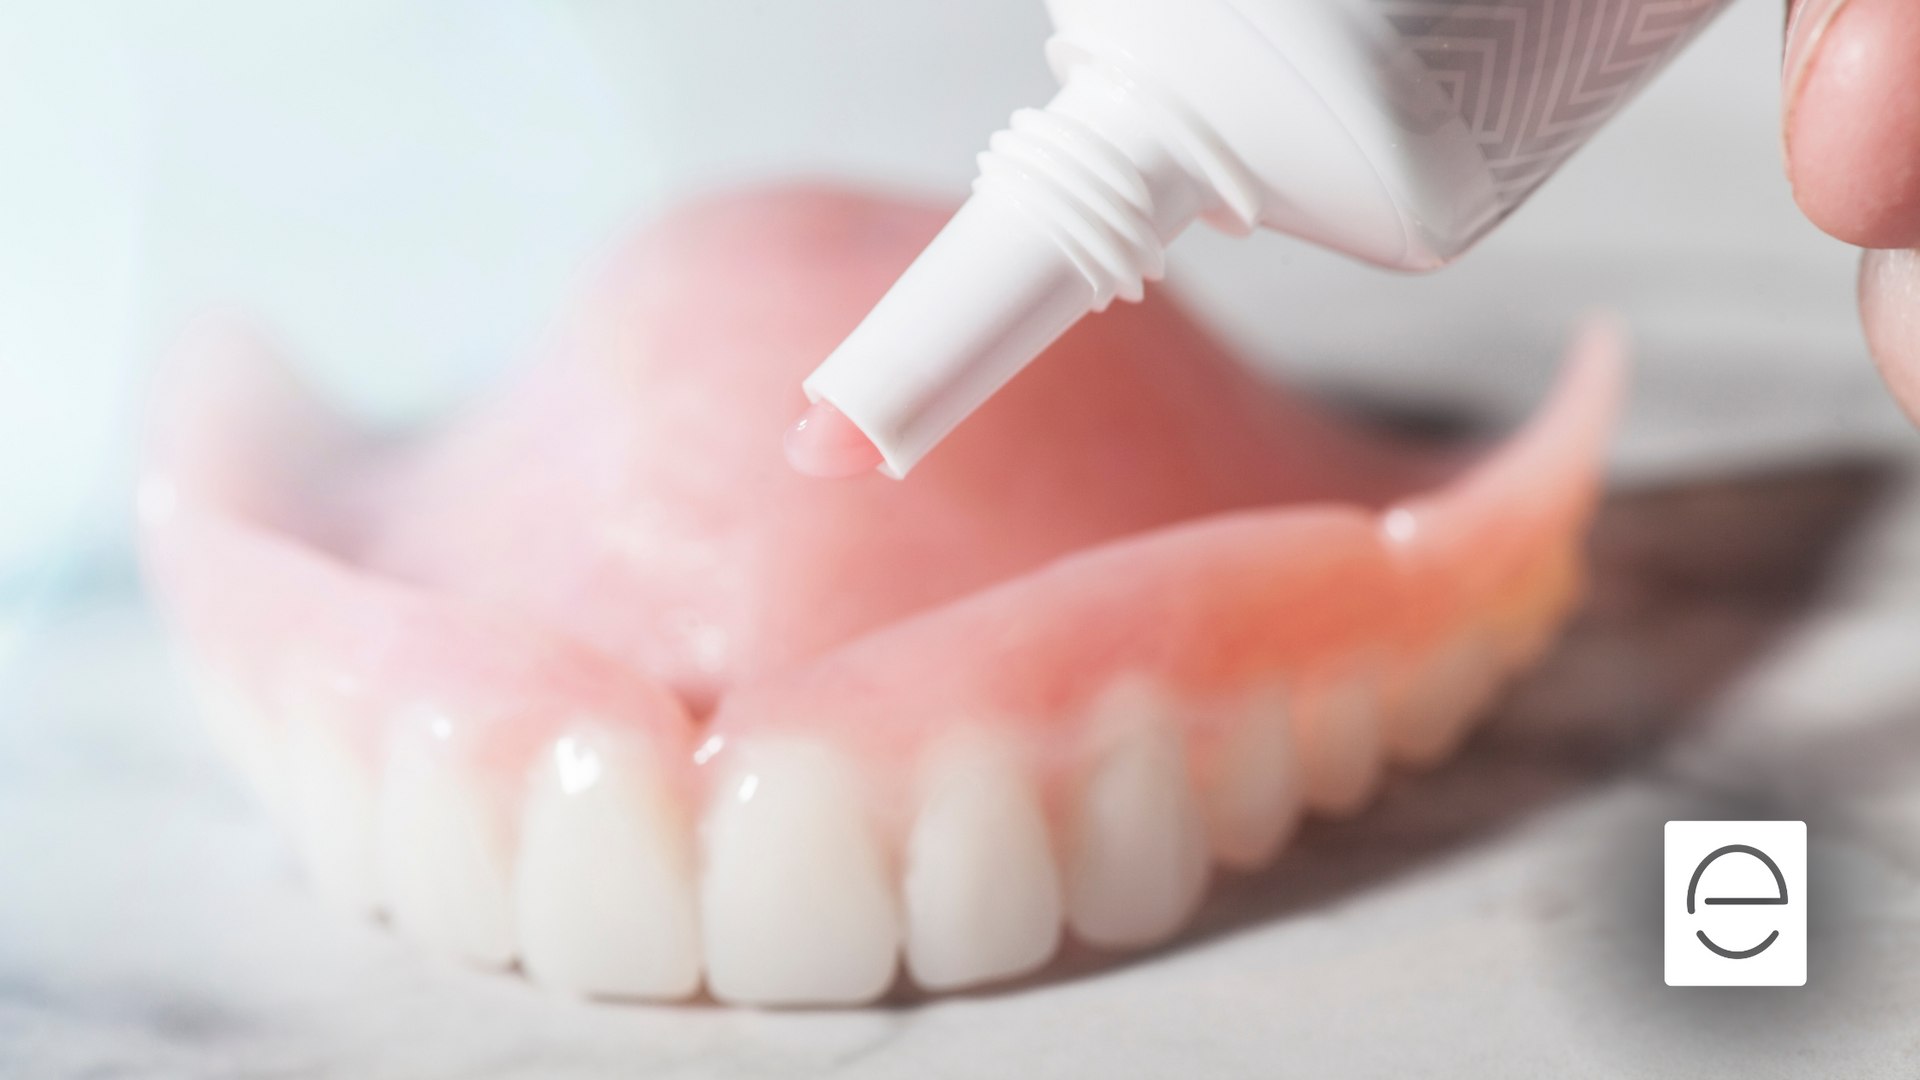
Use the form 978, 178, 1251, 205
1199, 684, 1301, 870
1385, 630, 1502, 768
1298, 673, 1383, 819
701, 738, 899, 1005
513, 729, 700, 1000
187, 665, 293, 824
904, 734, 1061, 991
378, 717, 516, 967
283, 698, 382, 915
1066, 682, 1209, 950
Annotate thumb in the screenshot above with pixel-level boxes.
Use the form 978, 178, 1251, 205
1782, 0, 1920, 249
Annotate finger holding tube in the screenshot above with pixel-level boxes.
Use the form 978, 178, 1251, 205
1783, 0, 1920, 249
1783, 0, 1920, 424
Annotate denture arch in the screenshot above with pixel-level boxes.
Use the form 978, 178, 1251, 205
140, 187, 1625, 1006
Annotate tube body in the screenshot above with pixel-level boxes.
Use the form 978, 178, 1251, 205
805, 0, 1735, 476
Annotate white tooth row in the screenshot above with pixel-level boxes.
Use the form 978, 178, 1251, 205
191, 629, 1521, 1006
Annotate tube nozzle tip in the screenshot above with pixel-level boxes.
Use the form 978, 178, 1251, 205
784, 399, 884, 479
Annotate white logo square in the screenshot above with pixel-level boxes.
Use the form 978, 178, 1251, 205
1664, 820, 1806, 986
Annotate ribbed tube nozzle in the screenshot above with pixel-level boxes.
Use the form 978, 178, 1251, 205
801, 66, 1206, 478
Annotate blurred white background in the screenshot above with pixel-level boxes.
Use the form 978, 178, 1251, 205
0, 0, 1902, 641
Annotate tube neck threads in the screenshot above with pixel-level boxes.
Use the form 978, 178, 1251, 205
975, 101, 1165, 311
799, 47, 1259, 477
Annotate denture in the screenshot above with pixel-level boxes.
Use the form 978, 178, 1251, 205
138, 187, 1623, 1006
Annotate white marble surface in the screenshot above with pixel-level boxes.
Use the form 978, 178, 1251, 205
8, 0, 1920, 1074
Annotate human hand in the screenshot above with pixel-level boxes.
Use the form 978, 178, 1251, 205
1783, 0, 1920, 421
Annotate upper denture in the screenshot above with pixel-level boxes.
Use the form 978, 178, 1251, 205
139, 185, 1625, 1006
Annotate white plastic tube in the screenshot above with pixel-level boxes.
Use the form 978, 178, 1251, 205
801, 0, 1734, 477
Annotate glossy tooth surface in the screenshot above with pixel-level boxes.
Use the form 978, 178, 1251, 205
701, 738, 899, 1005
283, 696, 382, 914
1297, 673, 1383, 819
1386, 630, 1502, 768
1199, 684, 1301, 870
1066, 683, 1210, 950
378, 719, 517, 967
513, 729, 700, 1000
903, 734, 1062, 991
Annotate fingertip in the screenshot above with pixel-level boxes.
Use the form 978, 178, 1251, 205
1785, 0, 1920, 249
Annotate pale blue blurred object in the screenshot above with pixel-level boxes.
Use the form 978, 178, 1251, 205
0, 6, 143, 673
0, 0, 664, 660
